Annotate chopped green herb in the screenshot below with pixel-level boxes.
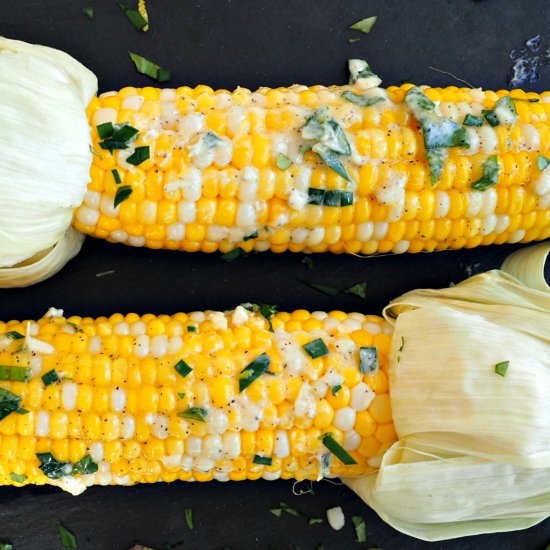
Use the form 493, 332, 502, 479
482, 96, 518, 127
360, 346, 379, 374
349, 16, 377, 34
307, 187, 325, 206
0, 544, 12, 550
300, 280, 339, 296
482, 109, 500, 127
342, 90, 384, 108
349, 59, 381, 86
323, 190, 341, 207
495, 360, 510, 377
178, 407, 208, 422
332, 384, 342, 396
202, 131, 222, 148
340, 191, 354, 206
307, 188, 354, 207
243, 230, 258, 241
471, 155, 500, 191
352, 516, 367, 543
0, 388, 22, 422
463, 113, 484, 127
406, 87, 435, 111
126, 145, 150, 166
279, 502, 301, 516
129, 52, 170, 82
36, 452, 72, 479
303, 338, 330, 359
97, 122, 139, 151
308, 518, 323, 525
10, 472, 27, 483
301, 256, 315, 269
59, 522, 77, 549
239, 353, 271, 392
319, 433, 357, 465
317, 149, 352, 182
270, 508, 283, 517
114, 185, 133, 208
2, 331, 24, 340
15, 408, 29, 415
174, 359, 192, 378
177, 392, 185, 399
537, 154, 550, 171
186, 325, 197, 332
184, 508, 193, 529
398, 336, 405, 352
344, 281, 367, 299
82, 6, 94, 19
425, 148, 447, 186
256, 304, 278, 332
221, 247, 248, 262
117, 1, 148, 31
276, 153, 292, 170
72, 455, 98, 475
96, 122, 114, 140
0, 365, 30, 382
348, 37, 360, 43
41, 369, 59, 386
253, 455, 272, 466
111, 169, 122, 184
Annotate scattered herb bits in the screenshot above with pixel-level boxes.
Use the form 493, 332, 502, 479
303, 338, 330, 359
319, 433, 357, 465
463, 113, 484, 126
344, 281, 367, 299
36, 452, 72, 479
243, 230, 258, 241
0, 365, 30, 382
97, 122, 139, 151
59, 522, 78, 550
308, 518, 323, 525
118, 1, 148, 31
111, 169, 122, 184
253, 455, 273, 466
174, 359, 193, 378
2, 331, 23, 340
471, 155, 500, 191
9, 472, 27, 483
538, 154, 550, 171
72, 454, 98, 475
186, 325, 197, 333
239, 353, 271, 392
341, 90, 384, 108
0, 544, 12, 550
41, 369, 59, 386
332, 384, 342, 396
352, 516, 367, 543
178, 407, 208, 422
256, 303, 278, 332
126, 145, 150, 166
114, 185, 133, 208
495, 360, 510, 377
276, 153, 292, 170
184, 508, 194, 529
129, 52, 170, 82
0, 388, 22, 422
82, 6, 94, 19
349, 16, 377, 34
360, 346, 379, 374
221, 247, 249, 262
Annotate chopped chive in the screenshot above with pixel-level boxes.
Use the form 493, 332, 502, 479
186, 325, 197, 332
98, 122, 139, 151
111, 169, 122, 184
279, 502, 301, 516
257, 304, 278, 332
114, 185, 133, 208
96, 122, 114, 139
72, 454, 98, 475
537, 154, 550, 171
349, 16, 377, 34
253, 455, 273, 466
0, 365, 30, 382
243, 230, 259, 241
129, 52, 170, 82
178, 407, 208, 422
276, 153, 292, 170
82, 6, 94, 19
332, 384, 342, 396
341, 90, 384, 108
15, 408, 29, 415
174, 359, 192, 378
36, 452, 72, 479
177, 392, 185, 399
59, 522, 77, 549
482, 109, 500, 127
303, 338, 330, 359
344, 281, 367, 299
348, 37, 360, 43
360, 347, 379, 374
270, 508, 283, 517
495, 360, 510, 377
308, 518, 323, 525
463, 113, 484, 127
323, 190, 341, 207
300, 280, 339, 296
239, 353, 271, 392
221, 247, 248, 262
319, 433, 357, 465
340, 191, 354, 206
126, 145, 150, 166
317, 149, 352, 182
117, 1, 148, 31
471, 155, 500, 191
9, 472, 27, 483
352, 516, 367, 543
184, 508, 193, 529
2, 331, 24, 340
307, 188, 326, 206
41, 369, 59, 386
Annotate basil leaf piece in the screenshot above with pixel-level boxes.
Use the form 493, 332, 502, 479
98, 122, 139, 151
96, 122, 114, 139
493, 95, 517, 125
129, 52, 170, 82
0, 365, 30, 382
426, 148, 448, 186
303, 338, 330, 359
59, 523, 77, 550
344, 281, 367, 299
41, 369, 59, 386
495, 360, 510, 377
36, 452, 72, 479
0, 543, 12, 550
126, 145, 150, 166
463, 114, 484, 127
0, 388, 22, 422
276, 153, 292, 171
174, 359, 193, 378
186, 325, 197, 333
243, 230, 258, 241
348, 37, 360, 44
471, 155, 500, 191
323, 190, 341, 207
342, 90, 384, 108
253, 455, 273, 466
239, 353, 271, 392
319, 433, 357, 465
72, 455, 98, 475
309, 517, 323, 525
3, 331, 24, 340
340, 191, 354, 206
114, 185, 133, 208
348, 59, 382, 86
307, 188, 325, 206
405, 86, 435, 111
117, 1, 148, 31
256, 304, 278, 332
9, 472, 27, 483
537, 154, 550, 171
360, 346, 379, 374
178, 407, 208, 422
316, 149, 352, 182
349, 16, 377, 34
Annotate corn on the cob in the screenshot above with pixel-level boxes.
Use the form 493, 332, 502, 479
75, 77, 550, 255
0, 307, 395, 494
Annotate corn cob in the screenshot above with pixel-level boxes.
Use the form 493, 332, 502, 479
74, 79, 550, 255
0, 307, 394, 494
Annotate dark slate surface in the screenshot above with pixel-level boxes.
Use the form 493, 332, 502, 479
1, 0, 549, 548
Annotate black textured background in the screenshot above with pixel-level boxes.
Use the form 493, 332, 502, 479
0, 1, 549, 549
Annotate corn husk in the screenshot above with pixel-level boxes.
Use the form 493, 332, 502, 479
0, 37, 97, 287
344, 243, 550, 541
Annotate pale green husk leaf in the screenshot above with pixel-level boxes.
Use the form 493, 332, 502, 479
344, 243, 550, 541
